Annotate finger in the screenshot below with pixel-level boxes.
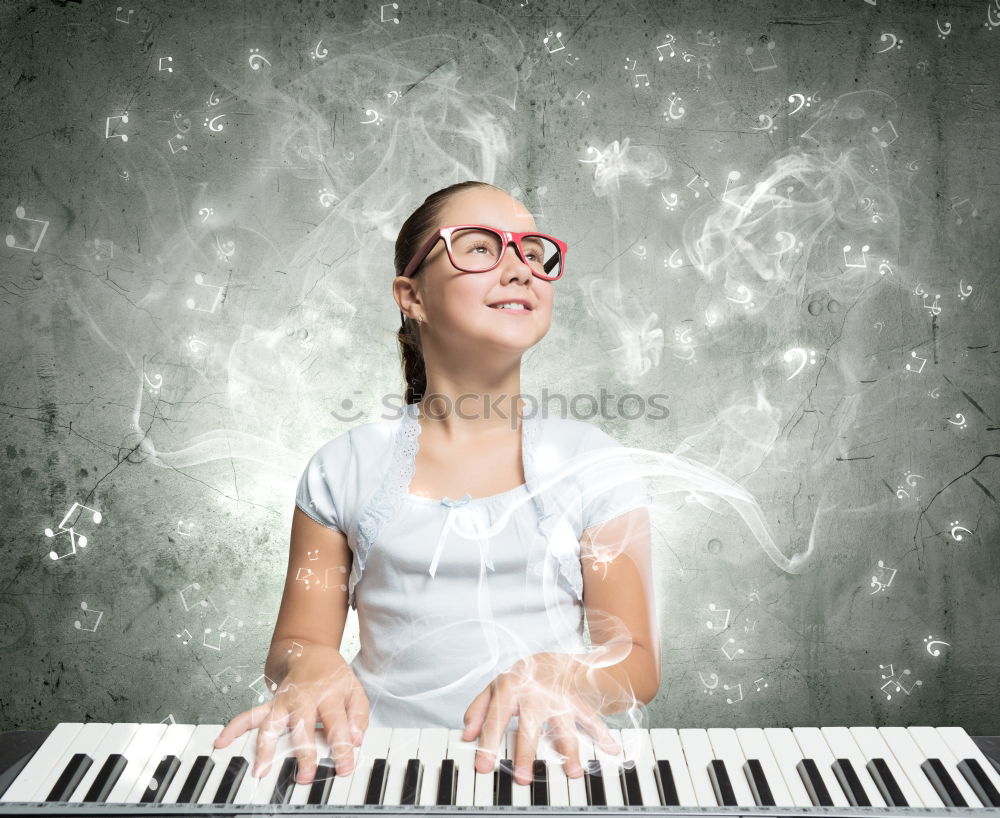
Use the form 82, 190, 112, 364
213, 704, 271, 749
288, 711, 317, 784
551, 713, 584, 777
345, 684, 370, 747
512, 710, 543, 786
477, 692, 516, 774
577, 706, 619, 754
317, 700, 353, 777
463, 688, 491, 741
254, 703, 289, 778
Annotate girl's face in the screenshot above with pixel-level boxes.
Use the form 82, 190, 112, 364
404, 188, 555, 353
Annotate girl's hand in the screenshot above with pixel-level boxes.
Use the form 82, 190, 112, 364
212, 644, 369, 785
461, 652, 622, 786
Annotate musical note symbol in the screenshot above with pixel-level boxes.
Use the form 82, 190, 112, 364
176, 628, 193, 645
212, 666, 243, 694
706, 603, 731, 631
870, 559, 898, 594
74, 601, 103, 632
287, 640, 305, 657
105, 113, 129, 142
722, 170, 751, 214
543, 30, 565, 53
6, 206, 50, 253
633, 73, 650, 88
296, 567, 317, 590
875, 32, 903, 53
871, 120, 898, 147
842, 243, 870, 268
753, 677, 768, 693
924, 635, 951, 656
45, 502, 102, 560
686, 175, 710, 198
949, 519, 972, 539
949, 197, 978, 225
698, 671, 719, 694
905, 350, 927, 374
575, 90, 590, 106
724, 682, 743, 704
656, 37, 675, 60
745, 38, 777, 72
158, 56, 173, 73
696, 29, 720, 47
179, 582, 210, 612
167, 135, 188, 154
249, 673, 278, 703
721, 638, 745, 661
248, 48, 271, 70
665, 92, 684, 119
115, 6, 133, 23
380, 2, 399, 23
185, 273, 226, 314
879, 666, 921, 700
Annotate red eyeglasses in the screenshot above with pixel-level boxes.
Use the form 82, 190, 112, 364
401, 224, 567, 281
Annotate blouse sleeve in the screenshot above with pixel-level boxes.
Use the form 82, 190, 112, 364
294, 431, 352, 534
577, 424, 650, 532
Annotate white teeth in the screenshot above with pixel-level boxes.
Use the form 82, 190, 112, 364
491, 303, 527, 310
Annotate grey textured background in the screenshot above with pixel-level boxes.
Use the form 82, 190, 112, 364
1, 0, 998, 737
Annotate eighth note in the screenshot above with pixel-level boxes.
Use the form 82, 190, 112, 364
74, 601, 104, 632
6, 205, 50, 253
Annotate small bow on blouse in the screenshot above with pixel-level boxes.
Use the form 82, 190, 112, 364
427, 493, 495, 578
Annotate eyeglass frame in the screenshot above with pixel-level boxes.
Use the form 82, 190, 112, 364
400, 224, 568, 281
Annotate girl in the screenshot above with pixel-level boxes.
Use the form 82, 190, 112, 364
213, 181, 660, 791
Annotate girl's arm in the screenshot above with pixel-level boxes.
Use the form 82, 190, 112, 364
576, 505, 661, 713
263, 506, 353, 685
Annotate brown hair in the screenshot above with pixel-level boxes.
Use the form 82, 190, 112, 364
394, 180, 504, 405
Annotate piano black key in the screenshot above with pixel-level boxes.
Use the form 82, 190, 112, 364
269, 756, 298, 804
494, 758, 513, 806
399, 758, 422, 805
621, 759, 642, 805
364, 757, 387, 805
175, 755, 214, 803
435, 758, 456, 806
708, 758, 737, 806
46, 753, 93, 801
958, 758, 1000, 807
867, 756, 909, 807
584, 758, 606, 806
921, 757, 968, 807
797, 758, 833, 806
82, 754, 127, 802
212, 756, 249, 803
307, 761, 335, 805
743, 758, 775, 806
832, 758, 871, 806
139, 755, 180, 804
655, 759, 680, 806
531, 759, 549, 806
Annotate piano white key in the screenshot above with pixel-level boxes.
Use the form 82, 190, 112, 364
288, 732, 333, 806
1, 723, 85, 802
67, 723, 140, 802
446, 728, 477, 806
734, 728, 795, 807
345, 727, 391, 805
159, 724, 224, 804
936, 726, 1000, 804
473, 729, 502, 806
707, 728, 757, 806
850, 726, 924, 806
381, 728, 420, 806
105, 724, 169, 803
908, 726, 982, 807
563, 728, 590, 807
879, 726, 945, 807
620, 728, 660, 807
124, 723, 196, 803
649, 728, 698, 806
535, 729, 570, 806
792, 727, 850, 807
678, 728, 718, 806
506, 726, 531, 807
762, 727, 814, 807
820, 726, 887, 806
416, 727, 449, 806
199, 731, 254, 804
592, 728, 625, 806
232, 728, 294, 804
31, 722, 112, 802
327, 727, 365, 806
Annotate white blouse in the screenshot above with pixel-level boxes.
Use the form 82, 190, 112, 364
295, 403, 650, 728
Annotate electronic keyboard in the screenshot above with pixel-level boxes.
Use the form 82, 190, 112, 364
1, 723, 998, 816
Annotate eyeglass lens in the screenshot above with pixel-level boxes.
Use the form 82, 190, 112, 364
448, 228, 562, 279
